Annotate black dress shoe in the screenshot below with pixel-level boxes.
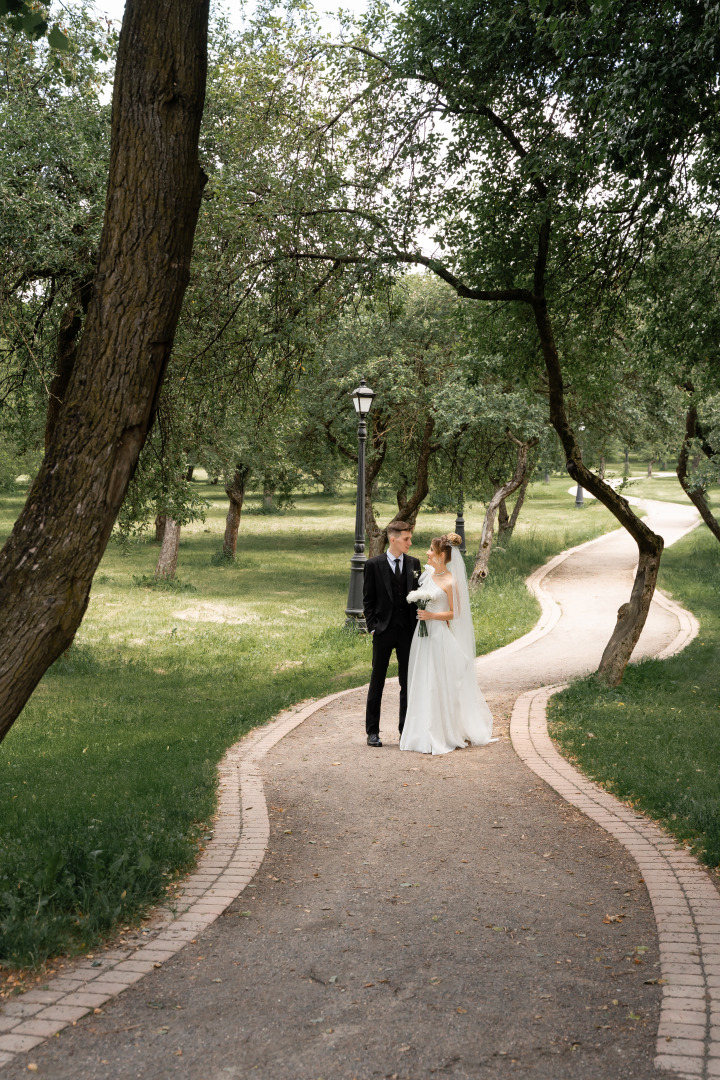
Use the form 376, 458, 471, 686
367, 734, 382, 747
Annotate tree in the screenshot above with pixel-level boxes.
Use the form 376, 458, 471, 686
0, 8, 114, 454
469, 433, 539, 585
307, 274, 466, 555
0, 0, 210, 741
294, 0, 720, 684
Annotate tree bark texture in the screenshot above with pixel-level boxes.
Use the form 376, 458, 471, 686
0, 0, 210, 741
534, 299, 664, 686
223, 465, 250, 558
677, 403, 720, 542
470, 436, 537, 586
154, 514, 167, 544
498, 473, 529, 542
155, 517, 180, 580
44, 270, 94, 450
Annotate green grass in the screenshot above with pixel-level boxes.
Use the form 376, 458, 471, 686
0, 477, 616, 970
597, 460, 720, 509
549, 526, 720, 866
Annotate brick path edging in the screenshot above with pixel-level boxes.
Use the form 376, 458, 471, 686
0, 505, 704, 1071
509, 524, 716, 1080
0, 687, 361, 1070
511, 686, 720, 1080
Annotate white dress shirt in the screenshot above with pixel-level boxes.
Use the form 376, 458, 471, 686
386, 551, 404, 575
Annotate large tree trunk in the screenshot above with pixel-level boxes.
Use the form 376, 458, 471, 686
154, 513, 167, 544
498, 473, 529, 543
470, 435, 537, 586
185, 463, 195, 482
44, 270, 94, 450
155, 517, 180, 580
534, 296, 664, 687
223, 465, 250, 559
677, 402, 720, 542
0, 0, 209, 742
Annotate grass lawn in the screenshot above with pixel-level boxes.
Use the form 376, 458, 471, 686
549, 526, 720, 867
0, 477, 616, 972
596, 460, 720, 510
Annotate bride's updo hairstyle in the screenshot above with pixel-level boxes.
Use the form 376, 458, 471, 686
430, 532, 463, 563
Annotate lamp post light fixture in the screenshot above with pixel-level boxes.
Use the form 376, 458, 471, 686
345, 378, 375, 630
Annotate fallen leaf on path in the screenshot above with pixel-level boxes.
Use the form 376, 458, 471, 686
603, 914, 625, 924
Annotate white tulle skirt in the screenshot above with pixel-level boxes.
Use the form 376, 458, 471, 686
400, 619, 494, 755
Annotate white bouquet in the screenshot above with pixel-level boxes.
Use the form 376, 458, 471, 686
406, 585, 435, 637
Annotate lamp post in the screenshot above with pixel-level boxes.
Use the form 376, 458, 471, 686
575, 424, 585, 508
345, 378, 375, 630
454, 467, 466, 554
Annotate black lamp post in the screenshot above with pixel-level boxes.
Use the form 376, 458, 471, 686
575, 425, 585, 508
345, 378, 375, 630
454, 466, 466, 554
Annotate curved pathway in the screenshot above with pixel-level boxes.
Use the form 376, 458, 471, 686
0, 498, 710, 1080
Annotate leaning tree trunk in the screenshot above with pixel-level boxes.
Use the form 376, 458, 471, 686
0, 0, 209, 742
154, 514, 167, 544
223, 465, 250, 559
470, 435, 537, 586
498, 474, 529, 543
155, 517, 180, 580
677, 402, 720, 543
534, 297, 664, 687
44, 269, 94, 450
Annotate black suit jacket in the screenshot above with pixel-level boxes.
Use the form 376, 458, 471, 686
363, 553, 422, 635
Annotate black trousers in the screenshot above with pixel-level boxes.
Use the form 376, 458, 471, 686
365, 622, 413, 736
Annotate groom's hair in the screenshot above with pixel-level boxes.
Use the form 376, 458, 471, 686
387, 520, 413, 537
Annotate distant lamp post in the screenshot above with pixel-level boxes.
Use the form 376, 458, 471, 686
454, 468, 466, 554
345, 378, 375, 630
454, 504, 466, 554
575, 425, 585, 508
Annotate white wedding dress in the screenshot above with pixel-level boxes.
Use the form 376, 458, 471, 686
400, 551, 494, 756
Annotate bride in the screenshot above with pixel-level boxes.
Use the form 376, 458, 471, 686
400, 532, 494, 755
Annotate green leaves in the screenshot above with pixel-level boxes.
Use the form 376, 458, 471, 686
0, 0, 70, 49
47, 23, 70, 51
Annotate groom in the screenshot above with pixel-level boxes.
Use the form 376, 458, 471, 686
363, 520, 422, 747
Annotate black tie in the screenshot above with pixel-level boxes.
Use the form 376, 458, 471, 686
394, 558, 402, 581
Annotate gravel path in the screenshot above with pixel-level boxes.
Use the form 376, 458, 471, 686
3, 500, 701, 1080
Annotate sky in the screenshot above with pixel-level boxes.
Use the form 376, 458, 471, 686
90, 0, 369, 32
